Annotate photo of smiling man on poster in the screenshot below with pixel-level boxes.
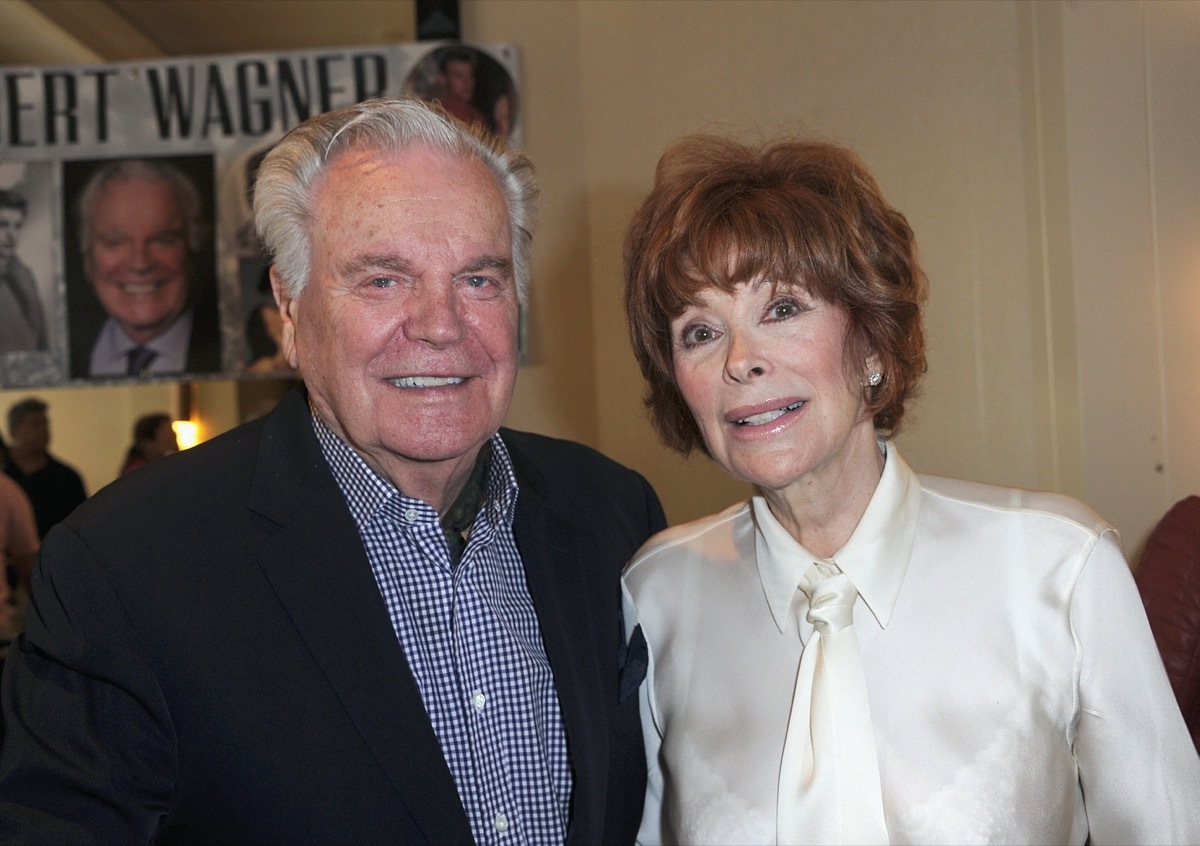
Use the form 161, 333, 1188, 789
63, 155, 222, 380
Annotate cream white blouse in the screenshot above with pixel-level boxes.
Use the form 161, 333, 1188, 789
622, 444, 1200, 845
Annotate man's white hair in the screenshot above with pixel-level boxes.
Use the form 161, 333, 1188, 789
253, 96, 537, 303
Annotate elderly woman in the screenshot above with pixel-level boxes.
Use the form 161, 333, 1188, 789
621, 134, 1200, 845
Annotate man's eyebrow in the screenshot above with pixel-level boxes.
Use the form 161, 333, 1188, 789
459, 255, 513, 276
336, 254, 417, 276
334, 253, 513, 278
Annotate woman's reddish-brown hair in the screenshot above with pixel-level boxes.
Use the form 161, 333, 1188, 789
624, 134, 928, 455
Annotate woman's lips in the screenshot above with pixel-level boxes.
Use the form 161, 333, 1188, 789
727, 399, 806, 426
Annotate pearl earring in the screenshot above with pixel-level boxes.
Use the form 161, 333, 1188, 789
867, 371, 883, 387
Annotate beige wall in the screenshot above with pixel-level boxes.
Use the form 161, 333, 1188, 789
466, 0, 1200, 555
3, 0, 1198, 556
1059, 0, 1200, 557
576, 0, 1055, 524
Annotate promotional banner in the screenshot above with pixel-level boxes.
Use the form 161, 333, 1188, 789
0, 40, 520, 388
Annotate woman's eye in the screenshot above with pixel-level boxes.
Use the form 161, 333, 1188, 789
679, 324, 717, 348
767, 297, 803, 320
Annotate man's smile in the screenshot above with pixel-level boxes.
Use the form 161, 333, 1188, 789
390, 375, 466, 388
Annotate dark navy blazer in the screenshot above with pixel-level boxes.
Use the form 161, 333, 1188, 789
0, 387, 665, 844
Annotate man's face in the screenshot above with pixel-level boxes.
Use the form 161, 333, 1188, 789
84, 176, 191, 345
276, 144, 519, 507
13, 409, 49, 452
0, 207, 24, 262
444, 60, 476, 102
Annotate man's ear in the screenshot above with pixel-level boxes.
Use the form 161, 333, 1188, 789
270, 265, 300, 370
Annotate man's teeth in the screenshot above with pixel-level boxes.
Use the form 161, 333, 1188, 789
391, 376, 464, 388
737, 402, 803, 426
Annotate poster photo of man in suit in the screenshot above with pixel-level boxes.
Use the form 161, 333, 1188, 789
0, 98, 666, 844
62, 155, 222, 380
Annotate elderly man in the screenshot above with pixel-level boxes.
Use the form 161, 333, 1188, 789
71, 158, 221, 377
0, 189, 48, 353
0, 98, 664, 844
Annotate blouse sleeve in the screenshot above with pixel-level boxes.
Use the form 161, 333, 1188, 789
1071, 529, 1200, 844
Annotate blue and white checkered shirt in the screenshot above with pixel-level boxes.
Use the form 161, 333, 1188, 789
312, 411, 573, 845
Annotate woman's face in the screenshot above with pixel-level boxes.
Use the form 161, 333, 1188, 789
670, 280, 878, 495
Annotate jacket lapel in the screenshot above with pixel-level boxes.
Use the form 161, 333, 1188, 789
508, 446, 610, 843
246, 390, 472, 844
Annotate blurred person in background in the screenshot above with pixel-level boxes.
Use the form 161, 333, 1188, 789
120, 412, 179, 476
2, 398, 86, 540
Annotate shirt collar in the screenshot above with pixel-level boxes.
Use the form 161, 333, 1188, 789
93, 311, 193, 371
310, 406, 517, 532
753, 440, 921, 633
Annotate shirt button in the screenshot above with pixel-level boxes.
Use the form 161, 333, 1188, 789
403, 508, 418, 522
472, 690, 486, 711
494, 814, 509, 833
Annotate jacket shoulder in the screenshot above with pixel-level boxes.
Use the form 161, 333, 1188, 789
64, 411, 274, 548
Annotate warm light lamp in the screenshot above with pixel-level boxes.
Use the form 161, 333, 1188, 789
172, 420, 200, 450
171, 382, 201, 449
